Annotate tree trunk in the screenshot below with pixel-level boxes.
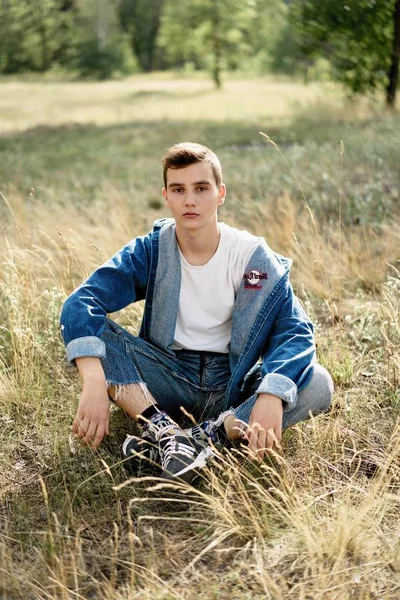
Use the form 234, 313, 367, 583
386, 0, 400, 108
211, 0, 222, 88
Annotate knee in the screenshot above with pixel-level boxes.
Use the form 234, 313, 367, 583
309, 363, 334, 412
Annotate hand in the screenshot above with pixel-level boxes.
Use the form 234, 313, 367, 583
72, 380, 110, 449
245, 393, 283, 460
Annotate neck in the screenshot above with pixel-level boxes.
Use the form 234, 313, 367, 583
176, 221, 220, 266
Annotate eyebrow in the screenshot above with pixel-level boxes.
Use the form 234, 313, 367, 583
168, 180, 212, 189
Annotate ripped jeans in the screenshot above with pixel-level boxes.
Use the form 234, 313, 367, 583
101, 319, 333, 429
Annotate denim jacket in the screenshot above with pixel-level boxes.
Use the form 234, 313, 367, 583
60, 218, 316, 411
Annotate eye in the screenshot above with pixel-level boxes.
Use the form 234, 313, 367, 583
197, 186, 208, 192
172, 187, 184, 193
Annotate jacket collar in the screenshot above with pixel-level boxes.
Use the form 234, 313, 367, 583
146, 219, 291, 371
148, 219, 180, 352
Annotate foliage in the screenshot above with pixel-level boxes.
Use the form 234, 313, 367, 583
71, 35, 135, 79
118, 0, 165, 72
1, 0, 398, 95
69, 0, 137, 78
0, 0, 76, 72
0, 0, 399, 97
0, 0, 289, 81
292, 0, 398, 99
270, 18, 309, 76
158, 0, 287, 82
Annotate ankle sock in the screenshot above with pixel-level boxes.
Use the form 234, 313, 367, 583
216, 423, 229, 443
141, 409, 179, 441
191, 414, 236, 446
140, 404, 160, 421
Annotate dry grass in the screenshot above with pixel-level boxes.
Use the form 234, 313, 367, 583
0, 74, 399, 599
0, 74, 341, 133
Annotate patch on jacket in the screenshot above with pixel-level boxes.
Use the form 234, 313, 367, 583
243, 270, 268, 290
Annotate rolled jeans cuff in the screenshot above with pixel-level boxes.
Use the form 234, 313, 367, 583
66, 336, 106, 364
256, 373, 297, 412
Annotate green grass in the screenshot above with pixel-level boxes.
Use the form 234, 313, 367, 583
1, 74, 399, 228
0, 73, 400, 599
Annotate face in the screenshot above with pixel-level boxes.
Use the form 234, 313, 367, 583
162, 162, 226, 232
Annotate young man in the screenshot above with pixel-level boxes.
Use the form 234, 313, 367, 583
60, 142, 333, 484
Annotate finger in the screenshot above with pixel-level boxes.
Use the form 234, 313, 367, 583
83, 422, 97, 445
256, 426, 267, 460
246, 422, 257, 451
266, 427, 276, 450
266, 427, 281, 451
248, 423, 262, 458
92, 426, 105, 449
232, 419, 247, 440
75, 417, 89, 439
72, 413, 84, 434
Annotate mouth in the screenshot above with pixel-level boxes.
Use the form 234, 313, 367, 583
183, 212, 199, 217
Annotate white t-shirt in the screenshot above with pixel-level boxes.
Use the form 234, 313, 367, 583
173, 222, 261, 353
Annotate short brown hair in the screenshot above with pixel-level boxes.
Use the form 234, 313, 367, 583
162, 142, 222, 188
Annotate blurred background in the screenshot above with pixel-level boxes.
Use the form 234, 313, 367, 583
0, 0, 399, 104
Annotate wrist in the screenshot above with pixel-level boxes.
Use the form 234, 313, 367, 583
76, 357, 106, 385
257, 393, 282, 404
83, 372, 107, 386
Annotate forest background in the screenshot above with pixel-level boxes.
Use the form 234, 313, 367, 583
1, 1, 400, 599
1, 0, 399, 105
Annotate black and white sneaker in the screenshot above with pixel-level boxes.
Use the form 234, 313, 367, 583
121, 430, 160, 475
187, 410, 236, 445
122, 411, 216, 482
159, 432, 213, 484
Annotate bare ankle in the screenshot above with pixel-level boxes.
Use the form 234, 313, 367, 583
223, 414, 245, 440
109, 382, 157, 420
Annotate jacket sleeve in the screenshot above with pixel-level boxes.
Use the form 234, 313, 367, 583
60, 234, 151, 363
256, 285, 316, 411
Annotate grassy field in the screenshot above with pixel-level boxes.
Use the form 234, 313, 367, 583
0, 73, 399, 599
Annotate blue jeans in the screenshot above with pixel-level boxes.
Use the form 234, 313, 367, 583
101, 319, 333, 428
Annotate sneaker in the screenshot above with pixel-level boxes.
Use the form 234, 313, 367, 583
159, 432, 214, 484
142, 410, 181, 440
123, 410, 220, 482
186, 410, 236, 445
121, 430, 160, 475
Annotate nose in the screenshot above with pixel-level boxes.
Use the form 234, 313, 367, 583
185, 192, 196, 206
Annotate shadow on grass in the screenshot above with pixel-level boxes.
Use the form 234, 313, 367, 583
124, 86, 217, 101
0, 106, 399, 227
1, 102, 398, 164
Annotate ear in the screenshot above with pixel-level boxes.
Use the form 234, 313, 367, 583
162, 187, 169, 206
217, 183, 226, 207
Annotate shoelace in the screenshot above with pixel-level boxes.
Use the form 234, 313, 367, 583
159, 436, 197, 470
145, 418, 180, 441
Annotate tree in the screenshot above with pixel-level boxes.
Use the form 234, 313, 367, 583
72, 0, 135, 79
118, 0, 165, 72
158, 0, 286, 87
292, 0, 400, 108
0, 0, 76, 73
31, 0, 64, 71
387, 0, 400, 107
